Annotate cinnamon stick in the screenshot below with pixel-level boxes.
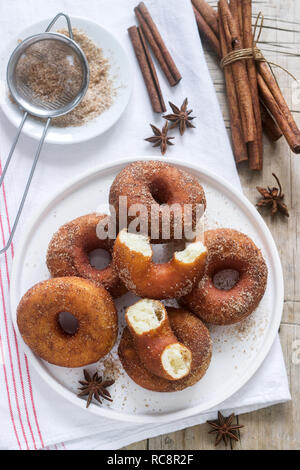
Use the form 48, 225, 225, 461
192, 0, 282, 144
237, 0, 244, 46
228, 0, 261, 169
219, 6, 248, 164
134, 2, 181, 86
229, 0, 243, 46
193, 6, 221, 57
128, 26, 166, 113
192, 0, 219, 36
258, 61, 300, 151
219, 0, 256, 143
257, 72, 300, 153
260, 100, 282, 142
242, 0, 263, 170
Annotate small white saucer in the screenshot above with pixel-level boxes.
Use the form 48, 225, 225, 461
1, 16, 133, 144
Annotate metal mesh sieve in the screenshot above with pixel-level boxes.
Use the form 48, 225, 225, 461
0, 13, 90, 254
8, 33, 89, 118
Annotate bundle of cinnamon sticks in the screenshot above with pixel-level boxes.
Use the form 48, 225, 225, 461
192, 0, 300, 170
128, 2, 181, 113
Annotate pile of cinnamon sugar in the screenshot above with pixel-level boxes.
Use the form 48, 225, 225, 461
52, 28, 115, 127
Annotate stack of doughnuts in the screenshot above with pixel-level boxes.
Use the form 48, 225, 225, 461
17, 160, 268, 395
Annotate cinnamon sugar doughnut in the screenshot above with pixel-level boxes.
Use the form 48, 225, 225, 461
180, 229, 268, 325
46, 213, 126, 298
17, 277, 118, 368
113, 229, 207, 299
118, 307, 212, 392
109, 161, 206, 243
125, 300, 192, 381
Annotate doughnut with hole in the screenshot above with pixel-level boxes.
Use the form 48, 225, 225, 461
180, 228, 268, 325
17, 277, 118, 367
109, 160, 206, 243
118, 307, 212, 392
46, 213, 126, 298
113, 229, 207, 299
125, 299, 192, 381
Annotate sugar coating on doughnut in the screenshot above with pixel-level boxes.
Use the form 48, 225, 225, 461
161, 343, 192, 380
126, 299, 165, 334
46, 213, 126, 298
17, 277, 118, 367
113, 229, 207, 299
175, 241, 207, 264
180, 228, 268, 325
119, 230, 152, 257
109, 160, 206, 243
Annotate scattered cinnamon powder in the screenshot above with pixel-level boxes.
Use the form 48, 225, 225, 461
100, 353, 122, 382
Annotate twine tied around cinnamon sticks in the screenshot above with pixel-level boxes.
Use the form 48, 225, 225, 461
220, 12, 298, 82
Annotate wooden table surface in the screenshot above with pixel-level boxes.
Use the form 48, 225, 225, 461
124, 0, 300, 451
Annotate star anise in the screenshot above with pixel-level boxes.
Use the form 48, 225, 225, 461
207, 411, 244, 447
145, 122, 174, 155
256, 173, 289, 217
163, 98, 196, 135
78, 369, 115, 408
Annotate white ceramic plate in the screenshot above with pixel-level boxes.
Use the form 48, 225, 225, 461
1, 17, 133, 144
10, 157, 284, 424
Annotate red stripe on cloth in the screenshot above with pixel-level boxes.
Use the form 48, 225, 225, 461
0, 186, 38, 449
1, 160, 44, 449
0, 333, 21, 449
0, 254, 29, 449
24, 356, 44, 449
0, 160, 44, 447
0, 161, 34, 449
13, 332, 37, 450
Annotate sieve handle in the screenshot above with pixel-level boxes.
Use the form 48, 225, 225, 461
45, 13, 73, 39
0, 117, 51, 254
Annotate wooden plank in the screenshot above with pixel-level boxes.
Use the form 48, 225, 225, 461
121, 440, 148, 450
235, 324, 300, 450
282, 301, 300, 326
148, 424, 232, 450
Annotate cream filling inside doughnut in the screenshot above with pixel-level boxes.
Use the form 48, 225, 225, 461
126, 299, 165, 334
161, 343, 192, 379
119, 229, 152, 257
175, 241, 207, 264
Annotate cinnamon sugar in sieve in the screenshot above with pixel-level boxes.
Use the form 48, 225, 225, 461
12, 28, 115, 127
15, 39, 84, 104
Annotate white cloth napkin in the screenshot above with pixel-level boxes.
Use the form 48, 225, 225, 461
0, 0, 290, 450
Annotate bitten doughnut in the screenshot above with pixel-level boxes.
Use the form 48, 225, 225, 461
113, 229, 207, 299
17, 277, 118, 367
118, 307, 212, 392
180, 228, 268, 325
125, 299, 192, 381
109, 160, 206, 243
46, 213, 126, 298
